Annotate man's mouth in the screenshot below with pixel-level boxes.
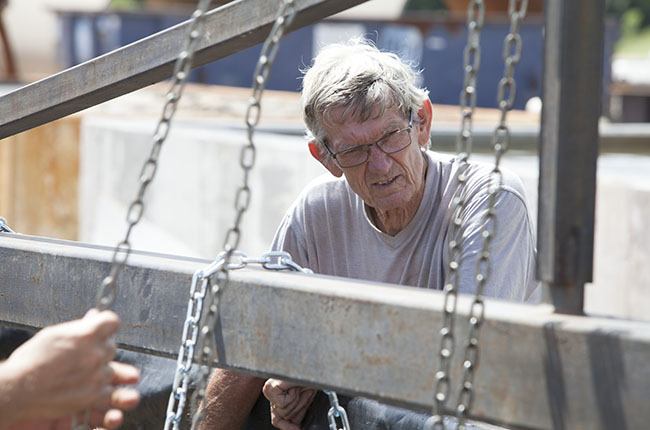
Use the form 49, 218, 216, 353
373, 176, 398, 186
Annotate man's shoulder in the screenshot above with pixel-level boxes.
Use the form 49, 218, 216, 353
276, 174, 355, 249
450, 156, 528, 202
302, 173, 348, 193
295, 174, 350, 205
426, 152, 526, 198
286, 174, 353, 220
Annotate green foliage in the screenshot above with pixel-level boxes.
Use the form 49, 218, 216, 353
606, 0, 650, 30
622, 8, 644, 36
109, 0, 144, 10
403, 0, 650, 31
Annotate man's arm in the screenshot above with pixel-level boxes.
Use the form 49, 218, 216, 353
456, 175, 539, 302
199, 369, 265, 430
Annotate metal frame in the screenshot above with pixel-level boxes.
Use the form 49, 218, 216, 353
2, 234, 649, 430
0, 0, 368, 139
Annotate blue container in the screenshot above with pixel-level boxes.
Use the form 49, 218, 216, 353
56, 11, 617, 110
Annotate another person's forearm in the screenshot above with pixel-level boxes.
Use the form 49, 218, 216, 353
0, 361, 27, 428
199, 369, 265, 430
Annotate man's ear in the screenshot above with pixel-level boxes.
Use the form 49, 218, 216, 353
416, 98, 433, 149
308, 140, 343, 177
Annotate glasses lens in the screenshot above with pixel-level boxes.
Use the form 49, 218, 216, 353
378, 128, 411, 154
335, 125, 412, 168
337, 147, 368, 167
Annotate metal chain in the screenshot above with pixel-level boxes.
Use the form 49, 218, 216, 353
326, 390, 351, 430
431, 1, 484, 428
72, 2, 213, 430
0, 217, 14, 233
163, 250, 313, 429
164, 263, 215, 430
165, 2, 301, 428
457, 0, 485, 159
218, 0, 295, 258
455, 1, 528, 428
190, 0, 298, 424
95, 0, 213, 312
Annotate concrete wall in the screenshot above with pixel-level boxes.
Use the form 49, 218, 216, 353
589, 169, 650, 320
78, 116, 650, 322
79, 116, 324, 259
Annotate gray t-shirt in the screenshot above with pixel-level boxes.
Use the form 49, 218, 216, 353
272, 151, 539, 303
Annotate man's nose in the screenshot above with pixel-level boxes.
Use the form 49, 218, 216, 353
366, 144, 392, 172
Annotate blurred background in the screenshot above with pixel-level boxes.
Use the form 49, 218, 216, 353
0, 0, 649, 321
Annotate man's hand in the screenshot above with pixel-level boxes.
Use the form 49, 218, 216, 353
263, 379, 317, 430
0, 310, 140, 429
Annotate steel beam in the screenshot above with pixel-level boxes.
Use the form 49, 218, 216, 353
1, 234, 649, 429
537, 0, 605, 314
0, 0, 368, 140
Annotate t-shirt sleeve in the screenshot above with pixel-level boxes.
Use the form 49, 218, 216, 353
456, 183, 540, 303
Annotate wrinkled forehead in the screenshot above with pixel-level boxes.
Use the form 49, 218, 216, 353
320, 104, 407, 147
323, 105, 407, 129
324, 102, 380, 125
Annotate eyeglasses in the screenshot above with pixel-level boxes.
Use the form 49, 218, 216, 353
323, 109, 414, 168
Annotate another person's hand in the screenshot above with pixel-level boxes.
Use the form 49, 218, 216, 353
0, 310, 140, 429
263, 379, 317, 430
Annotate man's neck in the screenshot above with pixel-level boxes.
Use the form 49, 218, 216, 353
372, 206, 419, 236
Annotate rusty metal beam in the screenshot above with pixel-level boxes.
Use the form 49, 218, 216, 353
1, 234, 649, 429
0, 0, 368, 140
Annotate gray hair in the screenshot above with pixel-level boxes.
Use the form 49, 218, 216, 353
301, 37, 428, 145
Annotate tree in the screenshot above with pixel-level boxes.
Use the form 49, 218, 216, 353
606, 0, 650, 32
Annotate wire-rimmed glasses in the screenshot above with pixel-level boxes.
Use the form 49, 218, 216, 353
323, 109, 414, 168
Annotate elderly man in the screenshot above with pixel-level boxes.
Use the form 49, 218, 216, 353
201, 38, 538, 429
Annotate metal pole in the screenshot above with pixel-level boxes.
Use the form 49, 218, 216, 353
0, 0, 369, 140
537, 0, 605, 314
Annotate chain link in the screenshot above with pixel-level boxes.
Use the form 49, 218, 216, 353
457, 0, 485, 158
454, 2, 528, 429
95, 0, 214, 312
326, 390, 351, 430
0, 217, 14, 233
164, 266, 214, 430
431, 1, 484, 428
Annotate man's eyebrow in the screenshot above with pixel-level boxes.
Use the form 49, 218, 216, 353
382, 119, 404, 133
374, 120, 405, 140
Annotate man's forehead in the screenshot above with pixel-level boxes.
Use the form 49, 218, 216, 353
321, 106, 405, 146
324, 104, 402, 124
